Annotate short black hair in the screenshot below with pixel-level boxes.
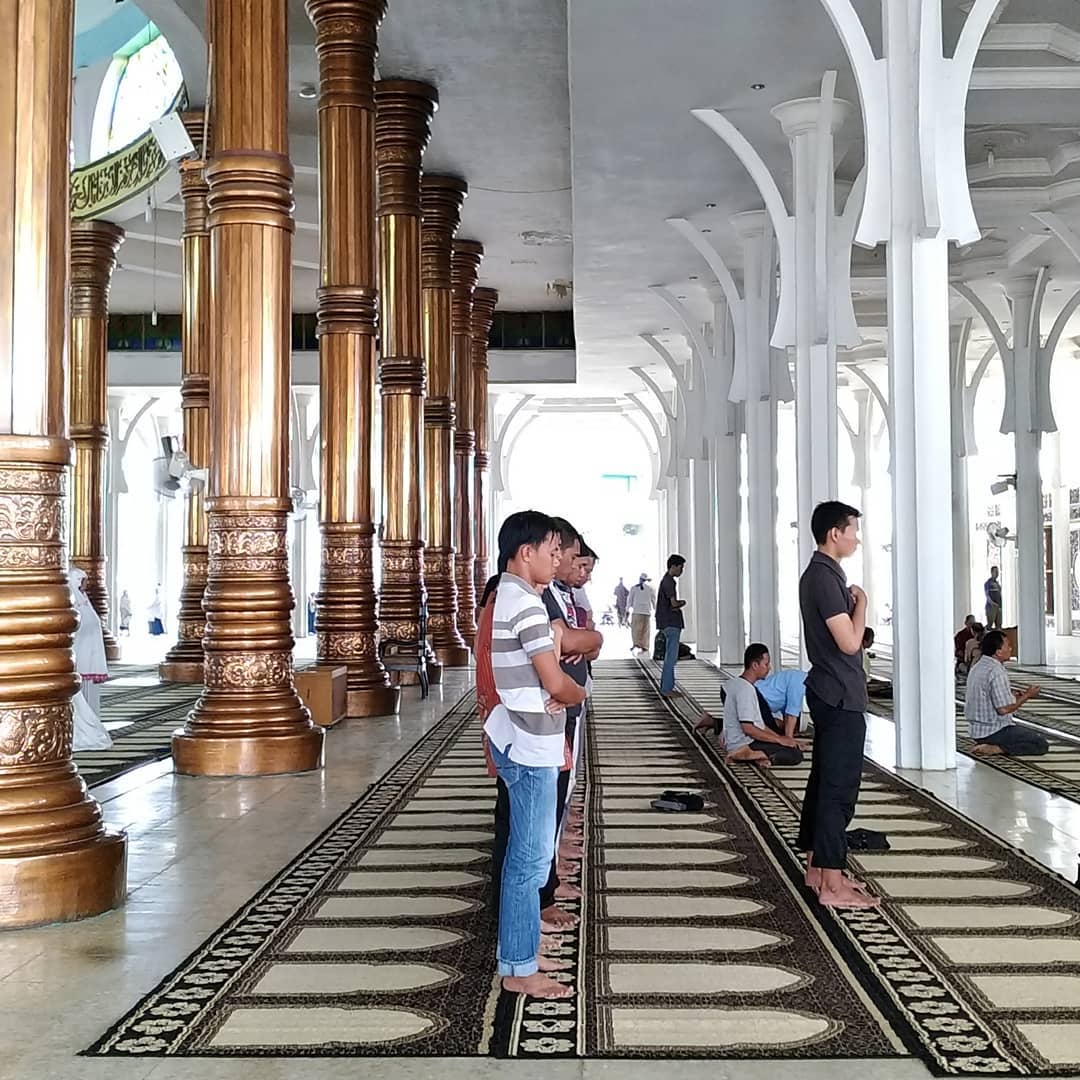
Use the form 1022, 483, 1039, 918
579, 540, 597, 560
497, 510, 558, 567
981, 629, 1006, 657
548, 516, 580, 550
667, 554, 686, 569
479, 574, 500, 610
862, 627, 875, 646
743, 642, 769, 668
972, 622, 984, 635
810, 500, 861, 545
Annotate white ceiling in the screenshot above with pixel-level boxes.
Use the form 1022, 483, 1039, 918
98, 0, 1080, 408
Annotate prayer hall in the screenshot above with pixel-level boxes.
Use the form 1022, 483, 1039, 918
6, 0, 1080, 1077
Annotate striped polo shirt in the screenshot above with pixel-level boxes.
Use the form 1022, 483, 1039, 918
483, 571, 565, 767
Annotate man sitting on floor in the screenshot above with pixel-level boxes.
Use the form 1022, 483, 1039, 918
965, 629, 1048, 757
722, 644, 807, 767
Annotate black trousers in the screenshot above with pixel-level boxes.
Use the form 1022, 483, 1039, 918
750, 739, 803, 766
797, 690, 866, 869
977, 724, 1049, 756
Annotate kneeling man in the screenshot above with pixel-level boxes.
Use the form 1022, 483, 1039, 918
723, 644, 806, 767
965, 629, 1047, 757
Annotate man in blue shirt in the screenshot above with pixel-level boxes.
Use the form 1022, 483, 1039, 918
696, 653, 807, 738
756, 668, 807, 737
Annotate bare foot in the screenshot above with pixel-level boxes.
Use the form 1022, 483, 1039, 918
541, 904, 579, 929
540, 933, 565, 953
694, 714, 714, 732
819, 882, 882, 909
502, 972, 574, 999
661, 690, 683, 699
538, 954, 572, 973
559, 845, 584, 861
557, 861, 578, 877
725, 745, 771, 768
971, 743, 1003, 756
555, 881, 583, 900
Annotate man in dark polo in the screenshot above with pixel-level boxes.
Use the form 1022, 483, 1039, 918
797, 501, 881, 910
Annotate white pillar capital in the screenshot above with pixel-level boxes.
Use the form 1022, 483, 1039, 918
706, 284, 727, 307
771, 95, 854, 139
732, 209, 769, 240
1002, 274, 1039, 302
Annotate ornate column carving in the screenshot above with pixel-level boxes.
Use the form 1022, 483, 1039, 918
69, 219, 124, 662
375, 79, 437, 682
451, 239, 483, 646
161, 112, 210, 683
420, 176, 470, 666
307, 0, 397, 717
173, 0, 323, 774
0, 0, 126, 927
471, 287, 497, 596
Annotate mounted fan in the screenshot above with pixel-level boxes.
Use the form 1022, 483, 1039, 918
289, 486, 317, 521
152, 436, 207, 500
985, 521, 1015, 548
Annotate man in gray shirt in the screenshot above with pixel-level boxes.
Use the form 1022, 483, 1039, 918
722, 644, 805, 767
797, 501, 880, 910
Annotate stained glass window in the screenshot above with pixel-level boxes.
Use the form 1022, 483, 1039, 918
91, 27, 184, 159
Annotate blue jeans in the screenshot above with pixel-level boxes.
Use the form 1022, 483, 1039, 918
660, 625, 681, 693
489, 742, 559, 977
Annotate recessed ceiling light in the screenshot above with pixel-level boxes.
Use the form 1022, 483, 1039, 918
677, 295, 687, 299
688, 275, 698, 280
701, 228, 712, 233
298, 85, 317, 100
751, 83, 766, 91
706, 202, 717, 208
661, 327, 670, 332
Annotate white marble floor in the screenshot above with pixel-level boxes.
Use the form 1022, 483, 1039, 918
2, 666, 1080, 1080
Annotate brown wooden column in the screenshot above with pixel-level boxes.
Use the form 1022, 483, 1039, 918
69, 219, 123, 663
173, 0, 323, 774
471, 287, 497, 596
161, 112, 210, 683
451, 240, 483, 645
0, 0, 126, 927
420, 177, 470, 666
375, 80, 437, 681
306, 0, 398, 717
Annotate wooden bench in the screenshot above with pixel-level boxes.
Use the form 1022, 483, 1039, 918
294, 664, 348, 727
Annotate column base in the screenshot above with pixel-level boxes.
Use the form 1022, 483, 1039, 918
172, 728, 324, 777
434, 643, 471, 668
426, 659, 443, 685
346, 685, 400, 719
105, 641, 121, 663
159, 659, 204, 684
0, 829, 127, 930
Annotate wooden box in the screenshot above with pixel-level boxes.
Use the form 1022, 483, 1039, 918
294, 665, 348, 728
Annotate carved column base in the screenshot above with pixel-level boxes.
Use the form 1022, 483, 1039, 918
173, 505, 323, 776
173, 729, 324, 776
455, 553, 477, 649
0, 439, 127, 927
0, 824, 127, 930
160, 545, 207, 682
346, 684, 401, 719
159, 660, 204, 684
425, 547, 469, 665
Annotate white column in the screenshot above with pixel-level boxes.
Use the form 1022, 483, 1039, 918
692, 452, 718, 653
1051, 433, 1073, 636
881, 5, 956, 771
709, 289, 746, 661
851, 387, 878, 627
734, 211, 783, 662
674, 457, 695, 641
772, 97, 851, 570
950, 322, 973, 626
1003, 275, 1047, 665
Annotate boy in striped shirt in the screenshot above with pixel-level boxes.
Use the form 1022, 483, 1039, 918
484, 510, 586, 1000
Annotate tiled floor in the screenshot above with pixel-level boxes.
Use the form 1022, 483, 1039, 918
2, 665, 1080, 1079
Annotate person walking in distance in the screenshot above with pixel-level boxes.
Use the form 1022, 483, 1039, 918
798, 502, 880, 909
614, 577, 629, 627
657, 554, 687, 699
627, 574, 655, 653
984, 566, 1003, 629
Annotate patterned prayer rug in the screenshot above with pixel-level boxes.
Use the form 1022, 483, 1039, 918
77, 681, 203, 788
661, 657, 1080, 1076
84, 675, 910, 1064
